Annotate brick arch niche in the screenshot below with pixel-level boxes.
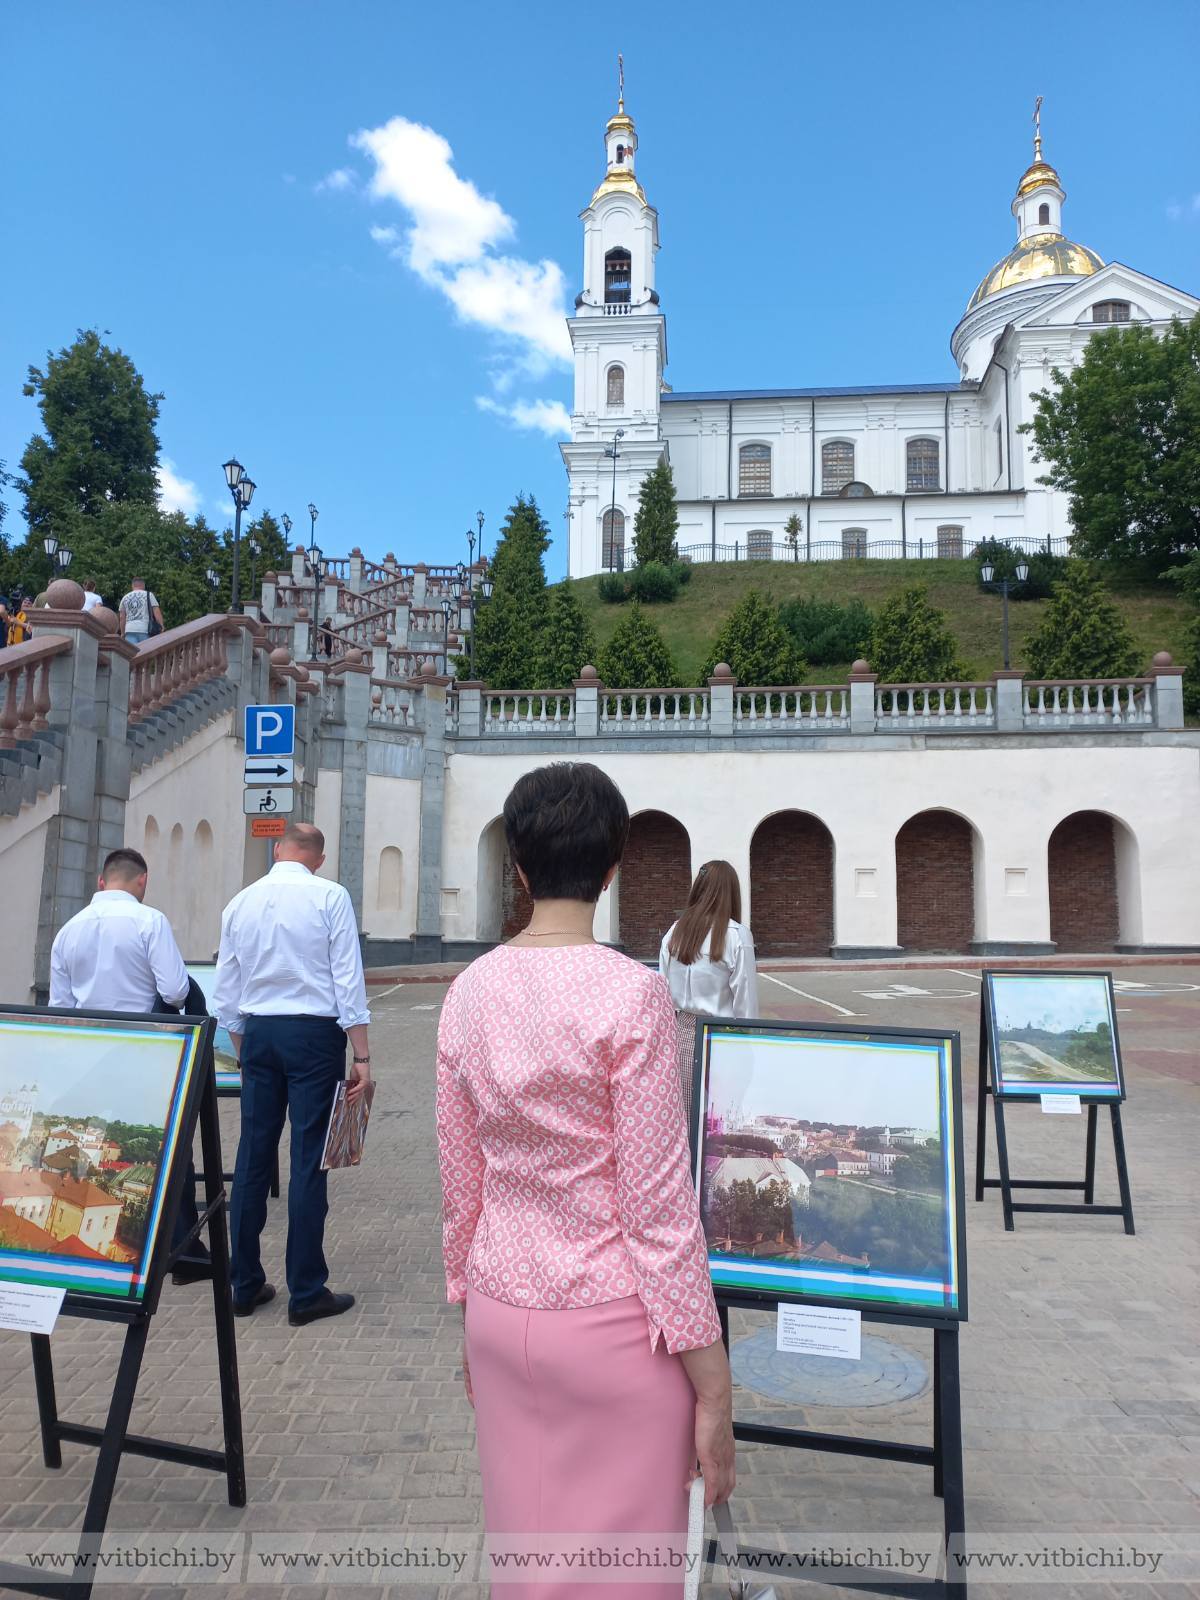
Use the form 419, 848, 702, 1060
619, 811, 692, 958
895, 809, 977, 953
1048, 811, 1125, 951
750, 811, 834, 956
476, 817, 533, 941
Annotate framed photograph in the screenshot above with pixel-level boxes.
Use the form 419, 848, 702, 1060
690, 1019, 966, 1322
186, 963, 240, 1091
984, 971, 1124, 1101
0, 1008, 211, 1305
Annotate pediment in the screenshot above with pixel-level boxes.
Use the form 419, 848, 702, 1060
1016, 262, 1198, 330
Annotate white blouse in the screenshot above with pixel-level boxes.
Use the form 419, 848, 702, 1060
658, 920, 760, 1019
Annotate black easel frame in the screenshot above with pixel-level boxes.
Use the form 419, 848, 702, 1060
689, 1018, 970, 1599
0, 1010, 245, 1600
974, 972, 1134, 1234
213, 1078, 281, 1198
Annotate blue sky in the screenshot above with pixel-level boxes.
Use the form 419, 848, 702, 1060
2, 2, 1197, 579
710, 1037, 941, 1128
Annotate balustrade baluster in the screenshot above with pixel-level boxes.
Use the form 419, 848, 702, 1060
16, 665, 37, 742
1, 670, 19, 749
33, 659, 52, 731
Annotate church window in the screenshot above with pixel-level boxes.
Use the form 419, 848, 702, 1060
602, 507, 625, 569
616, 144, 627, 164
604, 248, 631, 305
738, 443, 772, 497
607, 365, 625, 407
840, 481, 873, 498
841, 528, 868, 559
1038, 203, 1050, 225
746, 530, 773, 560
822, 440, 855, 494
936, 524, 964, 559
994, 420, 1004, 480
1092, 300, 1131, 323
906, 437, 940, 492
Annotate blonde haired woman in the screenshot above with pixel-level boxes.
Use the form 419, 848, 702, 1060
659, 860, 759, 1019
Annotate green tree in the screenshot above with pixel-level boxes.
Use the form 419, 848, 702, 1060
1023, 562, 1141, 679
700, 590, 804, 684
1166, 552, 1200, 715
1022, 313, 1200, 572
596, 602, 677, 687
19, 330, 162, 539
632, 457, 679, 567
537, 581, 597, 686
869, 586, 965, 682
44, 502, 220, 628
467, 495, 551, 689
783, 512, 803, 561
779, 594, 873, 665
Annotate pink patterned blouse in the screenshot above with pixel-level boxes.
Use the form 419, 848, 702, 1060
436, 942, 721, 1355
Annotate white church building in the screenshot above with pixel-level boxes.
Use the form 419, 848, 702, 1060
561, 96, 1198, 577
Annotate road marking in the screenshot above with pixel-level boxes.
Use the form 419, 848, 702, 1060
410, 1004, 438, 1011
950, 970, 982, 982
371, 980, 427, 1002
855, 982, 976, 1001
760, 973, 863, 1017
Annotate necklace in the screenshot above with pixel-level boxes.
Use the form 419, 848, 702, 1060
520, 930, 594, 939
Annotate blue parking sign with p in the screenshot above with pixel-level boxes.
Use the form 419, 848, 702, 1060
245, 703, 295, 757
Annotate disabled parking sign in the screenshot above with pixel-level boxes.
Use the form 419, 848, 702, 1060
244, 704, 295, 758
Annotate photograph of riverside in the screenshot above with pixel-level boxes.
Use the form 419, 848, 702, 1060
987, 972, 1123, 1097
696, 1026, 962, 1316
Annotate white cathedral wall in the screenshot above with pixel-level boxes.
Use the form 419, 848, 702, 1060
0, 786, 59, 1004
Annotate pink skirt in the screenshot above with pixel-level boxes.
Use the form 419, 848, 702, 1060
466, 1288, 696, 1599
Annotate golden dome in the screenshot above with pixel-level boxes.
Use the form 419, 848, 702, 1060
1016, 158, 1061, 196
591, 167, 646, 206
967, 231, 1103, 310
606, 108, 635, 135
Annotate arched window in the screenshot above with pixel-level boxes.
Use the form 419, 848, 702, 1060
615, 143, 628, 165
906, 437, 940, 492
746, 530, 773, 561
936, 524, 964, 559
606, 365, 625, 407
377, 847, 403, 912
1092, 300, 1131, 323
840, 481, 873, 498
1038, 202, 1050, 225
822, 440, 855, 494
994, 419, 1004, 479
602, 507, 625, 570
738, 443, 772, 497
604, 248, 631, 305
842, 528, 868, 559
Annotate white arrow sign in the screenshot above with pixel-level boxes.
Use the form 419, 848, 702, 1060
244, 757, 295, 785
242, 786, 295, 816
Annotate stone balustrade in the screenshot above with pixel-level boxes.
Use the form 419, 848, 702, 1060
600, 689, 709, 734
874, 682, 996, 732
1022, 678, 1154, 728
0, 637, 73, 749
735, 686, 850, 731
128, 616, 233, 723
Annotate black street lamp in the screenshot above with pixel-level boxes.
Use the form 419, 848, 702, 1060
979, 554, 1030, 670
222, 458, 255, 613
206, 566, 220, 607
309, 544, 323, 660
281, 511, 293, 550
43, 533, 73, 575
603, 429, 626, 572
248, 537, 260, 603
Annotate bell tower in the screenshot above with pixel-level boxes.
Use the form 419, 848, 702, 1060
560, 58, 668, 578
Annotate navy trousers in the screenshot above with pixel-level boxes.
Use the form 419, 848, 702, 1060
230, 1015, 346, 1311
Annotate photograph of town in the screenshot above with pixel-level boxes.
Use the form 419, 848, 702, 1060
987, 973, 1122, 1096
0, 1016, 196, 1294
186, 964, 240, 1088
696, 1028, 960, 1314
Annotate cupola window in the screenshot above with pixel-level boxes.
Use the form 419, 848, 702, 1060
1038, 203, 1050, 226
607, 365, 625, 407
604, 248, 631, 305
906, 438, 941, 493
1092, 300, 1131, 323
616, 144, 627, 164
738, 443, 772, 497
821, 440, 855, 494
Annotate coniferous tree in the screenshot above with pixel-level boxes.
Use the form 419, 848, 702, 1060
466, 494, 551, 689
700, 590, 804, 684
596, 602, 678, 687
632, 458, 680, 567
1023, 563, 1140, 679
538, 581, 597, 686
869, 586, 965, 682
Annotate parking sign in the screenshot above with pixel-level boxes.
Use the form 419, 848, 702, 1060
244, 704, 295, 758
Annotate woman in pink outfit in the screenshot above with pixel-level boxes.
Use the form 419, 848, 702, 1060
437, 762, 734, 1599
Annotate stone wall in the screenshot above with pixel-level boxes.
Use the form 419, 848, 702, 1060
895, 810, 976, 953
749, 811, 835, 957
1048, 811, 1119, 951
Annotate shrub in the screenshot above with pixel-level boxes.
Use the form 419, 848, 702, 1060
671, 558, 693, 587
597, 572, 629, 605
779, 595, 873, 665
628, 560, 679, 603
869, 586, 965, 683
596, 602, 678, 688
1024, 562, 1141, 679
700, 590, 805, 685
971, 538, 1065, 601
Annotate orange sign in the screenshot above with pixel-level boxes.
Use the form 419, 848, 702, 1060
250, 817, 287, 838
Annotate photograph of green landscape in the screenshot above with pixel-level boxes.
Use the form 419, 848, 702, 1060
693, 1023, 963, 1317
986, 972, 1123, 1099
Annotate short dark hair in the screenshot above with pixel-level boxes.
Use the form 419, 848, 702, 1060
503, 762, 629, 903
101, 848, 148, 882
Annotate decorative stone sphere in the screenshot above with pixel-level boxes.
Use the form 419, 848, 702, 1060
296, 606, 310, 621
90, 605, 120, 634
269, 646, 291, 666
45, 578, 85, 610
351, 546, 363, 556
420, 662, 438, 678
1152, 650, 1174, 668
263, 570, 278, 584
713, 661, 733, 678
344, 646, 365, 665
851, 657, 871, 674
372, 631, 388, 647
293, 544, 306, 555
385, 551, 396, 562
579, 664, 598, 682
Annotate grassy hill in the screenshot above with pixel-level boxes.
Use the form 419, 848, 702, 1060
570, 559, 1193, 685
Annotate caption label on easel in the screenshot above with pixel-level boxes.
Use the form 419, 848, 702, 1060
777, 1304, 861, 1361
1040, 1093, 1082, 1114
0, 1283, 66, 1334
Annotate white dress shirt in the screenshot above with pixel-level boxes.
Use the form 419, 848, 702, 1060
212, 861, 371, 1035
659, 920, 760, 1019
49, 890, 190, 1012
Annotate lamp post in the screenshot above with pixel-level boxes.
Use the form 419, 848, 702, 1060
603, 429, 625, 572
979, 554, 1030, 670
42, 533, 73, 575
459, 565, 493, 679
248, 537, 260, 604
306, 505, 320, 659
222, 458, 255, 613
476, 510, 485, 564
466, 526, 477, 579
206, 566, 220, 608
309, 545, 323, 661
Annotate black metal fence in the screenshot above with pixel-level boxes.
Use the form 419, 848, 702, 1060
610, 535, 1072, 569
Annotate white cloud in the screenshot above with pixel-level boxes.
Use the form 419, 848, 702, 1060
1166, 193, 1200, 222
316, 167, 357, 194
476, 395, 571, 436
156, 459, 202, 518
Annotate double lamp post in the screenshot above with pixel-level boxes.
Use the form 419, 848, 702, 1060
979, 555, 1029, 670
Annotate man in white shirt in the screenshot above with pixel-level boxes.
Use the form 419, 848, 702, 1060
213, 821, 372, 1326
118, 577, 163, 645
49, 847, 211, 1284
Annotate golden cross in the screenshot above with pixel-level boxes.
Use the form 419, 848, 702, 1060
1033, 95, 1043, 161
618, 53, 625, 112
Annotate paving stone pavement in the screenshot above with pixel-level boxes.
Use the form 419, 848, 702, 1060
0, 969, 1197, 1599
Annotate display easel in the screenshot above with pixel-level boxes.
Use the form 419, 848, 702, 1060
0, 1012, 246, 1600
974, 972, 1135, 1235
